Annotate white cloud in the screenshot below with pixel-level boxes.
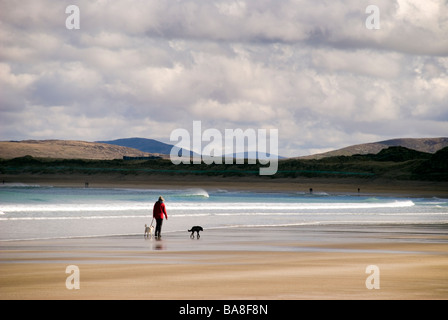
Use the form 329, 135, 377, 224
191, 99, 276, 123
311, 49, 403, 79
0, 0, 447, 157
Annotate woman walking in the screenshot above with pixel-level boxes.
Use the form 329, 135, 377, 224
153, 196, 168, 239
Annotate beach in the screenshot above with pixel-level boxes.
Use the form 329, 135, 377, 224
1, 225, 447, 300
1, 175, 447, 300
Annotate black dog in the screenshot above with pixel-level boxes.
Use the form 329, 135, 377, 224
188, 226, 203, 239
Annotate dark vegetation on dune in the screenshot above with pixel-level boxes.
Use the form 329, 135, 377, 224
1, 146, 447, 181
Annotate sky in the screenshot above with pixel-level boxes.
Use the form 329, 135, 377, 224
0, 0, 447, 157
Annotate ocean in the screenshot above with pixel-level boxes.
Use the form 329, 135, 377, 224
0, 184, 447, 241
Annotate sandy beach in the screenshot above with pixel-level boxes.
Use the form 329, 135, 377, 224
1, 224, 447, 300
1, 174, 447, 300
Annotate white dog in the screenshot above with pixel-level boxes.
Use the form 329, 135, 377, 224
144, 224, 154, 238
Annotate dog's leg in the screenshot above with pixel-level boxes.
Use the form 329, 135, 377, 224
197, 231, 200, 239
190, 232, 194, 239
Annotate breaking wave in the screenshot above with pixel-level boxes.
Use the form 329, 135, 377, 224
168, 200, 415, 211
176, 188, 210, 198
0, 200, 414, 215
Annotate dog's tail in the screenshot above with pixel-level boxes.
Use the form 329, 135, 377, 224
188, 229, 192, 232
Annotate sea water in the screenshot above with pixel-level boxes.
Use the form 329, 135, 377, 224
0, 184, 447, 241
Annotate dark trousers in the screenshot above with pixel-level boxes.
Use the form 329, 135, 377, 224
155, 218, 163, 237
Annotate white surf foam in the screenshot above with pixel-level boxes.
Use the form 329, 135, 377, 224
0, 203, 151, 213
0, 200, 415, 215
0, 183, 42, 188
0, 215, 152, 221
179, 188, 210, 198
168, 200, 415, 211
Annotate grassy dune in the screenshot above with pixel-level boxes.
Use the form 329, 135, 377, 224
1, 146, 447, 182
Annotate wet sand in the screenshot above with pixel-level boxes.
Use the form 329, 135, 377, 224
2, 173, 448, 198
1, 225, 447, 300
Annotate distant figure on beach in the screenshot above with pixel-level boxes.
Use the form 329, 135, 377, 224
153, 196, 168, 239
309, 188, 313, 194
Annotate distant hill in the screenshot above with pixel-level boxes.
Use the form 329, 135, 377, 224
97, 137, 197, 158
0, 140, 155, 160
96, 138, 174, 155
99, 137, 285, 159
224, 151, 286, 160
299, 137, 448, 160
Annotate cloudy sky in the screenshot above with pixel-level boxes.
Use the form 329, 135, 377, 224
1, 0, 447, 157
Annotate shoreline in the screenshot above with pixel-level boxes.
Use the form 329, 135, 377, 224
1, 224, 447, 300
2, 173, 448, 198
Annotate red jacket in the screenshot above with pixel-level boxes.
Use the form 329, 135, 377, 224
153, 201, 168, 219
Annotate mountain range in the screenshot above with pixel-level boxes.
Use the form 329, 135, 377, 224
97, 138, 285, 160
0, 137, 447, 160
99, 137, 448, 160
